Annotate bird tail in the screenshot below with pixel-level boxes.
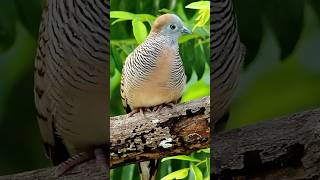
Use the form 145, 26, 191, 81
138, 160, 159, 180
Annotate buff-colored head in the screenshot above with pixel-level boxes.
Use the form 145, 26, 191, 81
151, 14, 191, 39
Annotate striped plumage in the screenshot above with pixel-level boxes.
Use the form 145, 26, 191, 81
121, 14, 187, 113
34, 0, 109, 170
211, 0, 245, 126
120, 14, 190, 180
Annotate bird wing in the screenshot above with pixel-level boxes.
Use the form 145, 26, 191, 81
120, 55, 132, 113
34, 4, 70, 165
34, 0, 110, 164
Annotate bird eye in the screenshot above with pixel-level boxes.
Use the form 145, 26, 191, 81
170, 24, 176, 30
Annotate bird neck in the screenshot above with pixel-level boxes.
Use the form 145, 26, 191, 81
147, 32, 179, 49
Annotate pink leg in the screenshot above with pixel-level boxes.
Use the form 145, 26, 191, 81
54, 148, 107, 177
94, 148, 107, 169
127, 108, 146, 117
127, 108, 140, 117
55, 152, 94, 177
154, 103, 175, 114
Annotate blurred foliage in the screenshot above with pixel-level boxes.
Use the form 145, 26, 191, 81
0, 0, 318, 179
110, 0, 210, 179
234, 0, 320, 67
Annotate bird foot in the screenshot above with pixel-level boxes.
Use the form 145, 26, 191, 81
154, 103, 174, 114
127, 108, 149, 118
54, 148, 107, 177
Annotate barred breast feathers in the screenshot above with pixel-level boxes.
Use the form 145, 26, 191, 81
121, 34, 186, 109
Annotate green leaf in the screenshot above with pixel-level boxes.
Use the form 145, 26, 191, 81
136, 14, 156, 23
263, 0, 304, 60
118, 44, 134, 56
111, 18, 129, 26
110, 45, 123, 72
206, 158, 210, 177
110, 11, 136, 20
180, 40, 195, 82
0, 0, 16, 52
161, 155, 201, 162
194, 42, 206, 79
182, 80, 210, 102
177, 1, 188, 22
193, 9, 210, 31
15, 0, 42, 38
178, 34, 200, 44
158, 8, 171, 13
310, 0, 320, 22
110, 53, 115, 77
185, 1, 210, 10
161, 168, 189, 180
197, 148, 210, 154
234, 0, 263, 67
132, 20, 148, 44
191, 164, 203, 180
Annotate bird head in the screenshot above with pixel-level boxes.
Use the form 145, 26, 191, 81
151, 14, 191, 40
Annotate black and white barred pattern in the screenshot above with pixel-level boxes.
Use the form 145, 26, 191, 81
34, 0, 109, 164
211, 0, 245, 123
121, 33, 186, 111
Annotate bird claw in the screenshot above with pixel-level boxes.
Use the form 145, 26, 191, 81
127, 108, 148, 118
153, 103, 174, 114
54, 148, 107, 177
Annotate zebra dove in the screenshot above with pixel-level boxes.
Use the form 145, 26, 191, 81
34, 0, 109, 176
120, 14, 190, 180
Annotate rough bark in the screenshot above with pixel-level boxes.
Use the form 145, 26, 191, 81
212, 108, 320, 179
0, 97, 210, 179
110, 96, 210, 168
1, 101, 320, 179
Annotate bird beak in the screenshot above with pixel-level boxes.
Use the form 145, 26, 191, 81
181, 26, 192, 34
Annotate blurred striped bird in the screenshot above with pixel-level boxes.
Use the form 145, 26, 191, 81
211, 0, 245, 131
34, 0, 109, 176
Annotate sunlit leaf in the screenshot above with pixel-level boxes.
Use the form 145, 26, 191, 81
186, 1, 210, 32
191, 164, 203, 180
162, 155, 201, 162
158, 8, 171, 13
185, 1, 210, 10
197, 148, 210, 154
206, 158, 210, 177
193, 9, 210, 31
182, 80, 210, 102
111, 18, 129, 25
136, 14, 156, 22
110, 11, 136, 20
132, 20, 148, 44
161, 168, 189, 180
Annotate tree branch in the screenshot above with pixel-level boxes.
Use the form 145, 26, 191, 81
212, 108, 320, 179
110, 96, 210, 168
1, 99, 320, 179
0, 97, 210, 179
